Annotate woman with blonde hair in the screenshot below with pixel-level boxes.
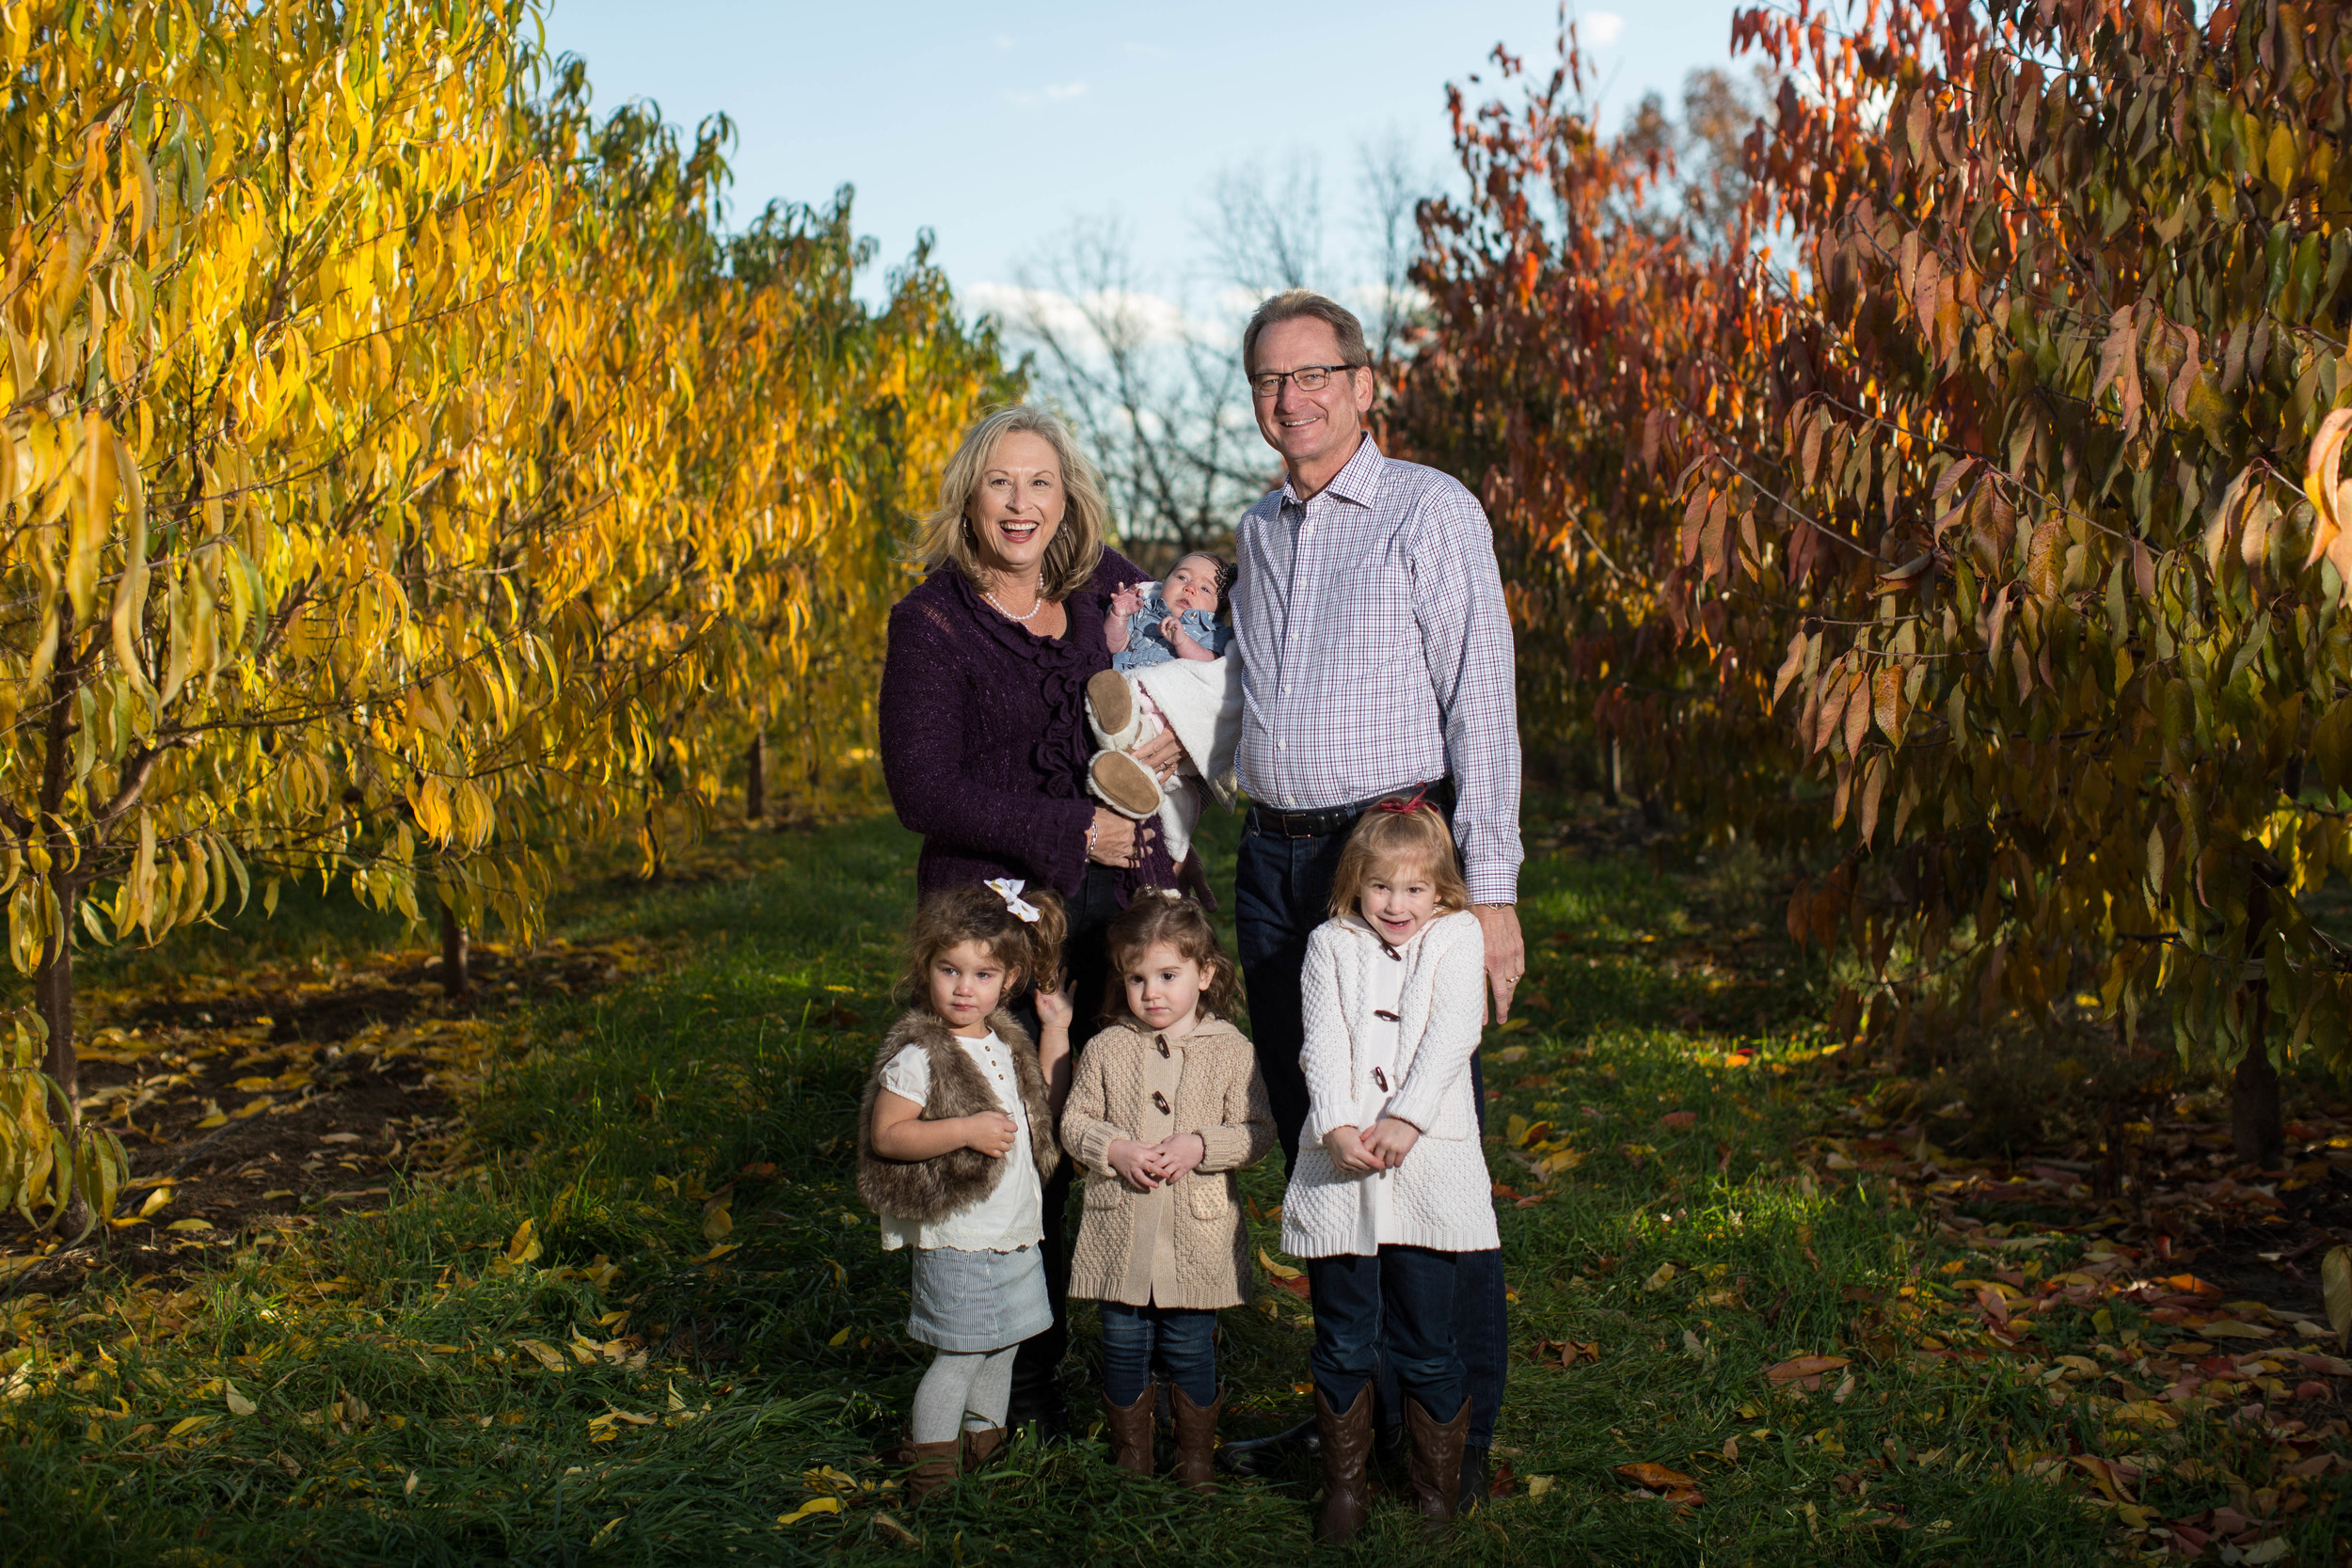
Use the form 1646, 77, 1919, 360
879, 404, 1183, 1436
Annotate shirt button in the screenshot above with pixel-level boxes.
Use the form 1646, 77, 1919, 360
1277, 740, 1287, 751
1281, 685, 1291, 695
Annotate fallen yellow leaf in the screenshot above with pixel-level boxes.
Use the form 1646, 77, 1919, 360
779, 1497, 843, 1526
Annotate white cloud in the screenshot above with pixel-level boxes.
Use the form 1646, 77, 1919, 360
966, 281, 1218, 355
1001, 80, 1089, 106
1583, 10, 1624, 46
993, 33, 1013, 50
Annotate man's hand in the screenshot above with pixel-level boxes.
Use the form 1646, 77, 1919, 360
1359, 1117, 1421, 1168
1473, 903, 1526, 1024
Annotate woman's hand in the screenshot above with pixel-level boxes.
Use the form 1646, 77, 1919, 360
1324, 1124, 1384, 1174
1360, 1117, 1421, 1168
1128, 730, 1184, 781
1152, 1131, 1208, 1181
1106, 1137, 1168, 1191
1089, 809, 1155, 867
962, 1111, 1018, 1159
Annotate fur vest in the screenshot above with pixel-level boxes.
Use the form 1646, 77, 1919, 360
856, 1006, 1061, 1224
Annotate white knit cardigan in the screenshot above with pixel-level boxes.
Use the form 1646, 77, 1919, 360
1280, 908, 1500, 1259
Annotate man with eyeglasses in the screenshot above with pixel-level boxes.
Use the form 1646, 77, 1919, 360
1218, 289, 1522, 1514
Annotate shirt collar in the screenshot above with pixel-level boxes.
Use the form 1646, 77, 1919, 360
1280, 432, 1385, 509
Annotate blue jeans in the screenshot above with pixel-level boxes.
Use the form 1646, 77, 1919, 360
1306, 1246, 1466, 1419
1097, 1302, 1217, 1407
1235, 815, 1509, 1446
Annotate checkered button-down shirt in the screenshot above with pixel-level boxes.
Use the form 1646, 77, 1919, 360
1232, 436, 1523, 903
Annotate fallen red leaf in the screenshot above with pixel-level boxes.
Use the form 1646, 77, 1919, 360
1490, 1460, 1516, 1497
1270, 1273, 1311, 1301
1764, 1354, 1850, 1391
1614, 1461, 1696, 1490
1659, 1110, 1697, 1131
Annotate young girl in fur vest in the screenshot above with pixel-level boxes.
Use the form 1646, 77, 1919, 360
1281, 800, 1498, 1544
857, 880, 1073, 1499
1060, 892, 1273, 1491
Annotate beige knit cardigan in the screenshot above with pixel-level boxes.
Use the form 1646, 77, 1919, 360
1060, 1016, 1274, 1309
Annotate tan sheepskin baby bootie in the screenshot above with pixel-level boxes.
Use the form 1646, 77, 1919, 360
1086, 669, 1143, 751
1089, 752, 1162, 819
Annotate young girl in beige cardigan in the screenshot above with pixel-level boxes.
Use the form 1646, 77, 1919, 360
1060, 892, 1274, 1490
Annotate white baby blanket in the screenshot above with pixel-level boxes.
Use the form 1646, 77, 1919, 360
1129, 651, 1243, 864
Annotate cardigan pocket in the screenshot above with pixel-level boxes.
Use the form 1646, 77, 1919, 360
1186, 1174, 1229, 1220
1083, 1175, 1123, 1211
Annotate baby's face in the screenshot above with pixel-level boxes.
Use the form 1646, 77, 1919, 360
1162, 556, 1221, 617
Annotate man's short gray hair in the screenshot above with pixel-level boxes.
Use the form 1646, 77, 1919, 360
1242, 290, 1371, 377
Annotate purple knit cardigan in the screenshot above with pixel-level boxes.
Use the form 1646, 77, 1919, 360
880, 551, 1173, 901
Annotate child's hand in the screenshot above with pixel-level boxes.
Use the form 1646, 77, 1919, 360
1112, 584, 1144, 618
963, 1111, 1018, 1159
1151, 1131, 1207, 1181
1106, 1137, 1167, 1191
1034, 987, 1074, 1033
1167, 619, 1216, 661
1360, 1117, 1421, 1168
1324, 1125, 1383, 1174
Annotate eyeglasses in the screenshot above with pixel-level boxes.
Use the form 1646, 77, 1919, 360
1249, 363, 1362, 399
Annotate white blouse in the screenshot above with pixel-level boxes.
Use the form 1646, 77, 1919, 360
876, 1031, 1043, 1253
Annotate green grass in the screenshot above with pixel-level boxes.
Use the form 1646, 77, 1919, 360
0, 808, 2330, 1564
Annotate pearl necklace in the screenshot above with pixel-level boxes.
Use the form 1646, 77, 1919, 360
982, 579, 1046, 623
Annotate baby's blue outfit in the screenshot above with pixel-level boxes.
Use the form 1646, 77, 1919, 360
1111, 586, 1233, 672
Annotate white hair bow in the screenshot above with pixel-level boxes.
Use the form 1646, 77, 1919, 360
985, 878, 1041, 924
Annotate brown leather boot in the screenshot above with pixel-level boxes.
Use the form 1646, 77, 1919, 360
1405, 1396, 1471, 1532
1102, 1387, 1154, 1475
900, 1436, 961, 1502
961, 1424, 1007, 1474
1168, 1385, 1221, 1493
1314, 1384, 1375, 1544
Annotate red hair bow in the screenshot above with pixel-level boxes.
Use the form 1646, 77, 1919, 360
1374, 789, 1430, 816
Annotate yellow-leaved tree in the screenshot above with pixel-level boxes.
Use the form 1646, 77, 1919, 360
0, 0, 1013, 1232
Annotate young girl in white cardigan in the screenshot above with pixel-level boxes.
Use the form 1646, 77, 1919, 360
1281, 800, 1497, 1544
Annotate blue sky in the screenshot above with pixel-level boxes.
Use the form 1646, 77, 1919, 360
536, 1, 1755, 312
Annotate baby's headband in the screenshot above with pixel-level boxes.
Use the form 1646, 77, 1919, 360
985, 878, 1041, 924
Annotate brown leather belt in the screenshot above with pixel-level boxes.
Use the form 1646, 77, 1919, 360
1245, 779, 1454, 840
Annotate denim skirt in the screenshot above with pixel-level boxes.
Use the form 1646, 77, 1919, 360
906, 1243, 1052, 1353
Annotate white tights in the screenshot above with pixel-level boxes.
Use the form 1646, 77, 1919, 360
909, 1344, 1019, 1444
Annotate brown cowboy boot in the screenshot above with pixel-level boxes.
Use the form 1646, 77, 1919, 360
1405, 1396, 1472, 1533
1168, 1385, 1221, 1494
1101, 1387, 1154, 1475
899, 1436, 961, 1502
961, 1424, 1007, 1475
1314, 1384, 1376, 1544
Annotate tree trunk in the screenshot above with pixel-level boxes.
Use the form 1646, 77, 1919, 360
1599, 736, 1621, 805
2231, 878, 2283, 1166
2232, 1044, 2281, 1168
439, 896, 471, 999
746, 731, 767, 822
35, 873, 89, 1237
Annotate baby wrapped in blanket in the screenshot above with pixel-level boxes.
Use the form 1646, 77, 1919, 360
1085, 552, 1242, 867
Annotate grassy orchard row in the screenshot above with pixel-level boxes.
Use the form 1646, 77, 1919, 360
1390, 0, 2352, 1158
0, 0, 1013, 1233
22, 814, 2327, 1563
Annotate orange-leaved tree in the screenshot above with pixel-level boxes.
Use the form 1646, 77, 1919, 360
1393, 0, 2352, 1162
